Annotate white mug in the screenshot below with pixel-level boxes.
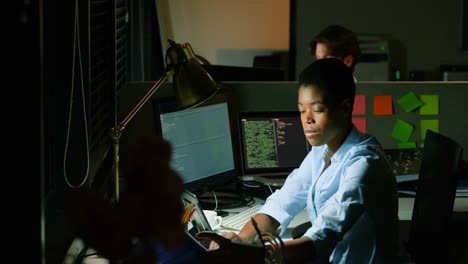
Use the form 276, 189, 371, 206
203, 210, 223, 230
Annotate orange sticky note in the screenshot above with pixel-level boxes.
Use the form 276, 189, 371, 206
373, 95, 393, 115
352, 95, 366, 115
352, 117, 367, 133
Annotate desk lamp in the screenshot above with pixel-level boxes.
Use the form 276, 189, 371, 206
110, 39, 219, 201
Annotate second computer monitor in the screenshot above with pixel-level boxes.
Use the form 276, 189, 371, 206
238, 111, 311, 177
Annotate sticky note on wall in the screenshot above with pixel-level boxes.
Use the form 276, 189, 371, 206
352, 117, 367, 133
373, 95, 393, 115
391, 118, 414, 142
352, 95, 366, 115
398, 91, 422, 112
398, 142, 417, 149
419, 95, 439, 115
420, 119, 439, 141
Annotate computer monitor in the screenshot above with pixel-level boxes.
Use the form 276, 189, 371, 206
238, 111, 311, 177
153, 98, 238, 194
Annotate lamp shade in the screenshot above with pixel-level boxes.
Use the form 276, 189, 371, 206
180, 42, 210, 65
173, 61, 218, 109
166, 40, 218, 109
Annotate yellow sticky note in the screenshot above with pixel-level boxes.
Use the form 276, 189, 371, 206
419, 95, 439, 115
420, 120, 439, 142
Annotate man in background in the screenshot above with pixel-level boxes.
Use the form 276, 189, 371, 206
309, 25, 361, 75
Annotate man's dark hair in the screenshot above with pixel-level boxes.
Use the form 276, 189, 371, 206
309, 25, 361, 71
299, 58, 356, 107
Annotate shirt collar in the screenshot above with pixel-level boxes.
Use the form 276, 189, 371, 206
327, 125, 361, 164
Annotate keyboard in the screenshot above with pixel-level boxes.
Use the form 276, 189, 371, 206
221, 203, 262, 231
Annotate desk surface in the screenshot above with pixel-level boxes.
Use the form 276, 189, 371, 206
218, 197, 468, 240
398, 197, 468, 220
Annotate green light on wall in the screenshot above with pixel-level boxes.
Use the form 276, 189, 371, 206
379, 43, 386, 51
395, 70, 401, 81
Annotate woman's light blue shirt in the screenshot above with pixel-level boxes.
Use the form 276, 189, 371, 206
259, 126, 399, 263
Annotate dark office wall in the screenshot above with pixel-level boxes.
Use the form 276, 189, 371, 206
294, 0, 468, 79
128, 0, 165, 81
7, 1, 41, 262
463, 0, 468, 51
122, 81, 468, 161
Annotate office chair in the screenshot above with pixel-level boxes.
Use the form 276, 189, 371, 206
404, 130, 463, 263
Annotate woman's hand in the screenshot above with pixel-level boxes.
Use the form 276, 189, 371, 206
195, 231, 265, 263
210, 231, 244, 250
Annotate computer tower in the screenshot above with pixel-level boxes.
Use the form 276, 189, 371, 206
354, 35, 406, 81
440, 65, 468, 81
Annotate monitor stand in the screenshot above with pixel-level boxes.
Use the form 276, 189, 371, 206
253, 174, 286, 187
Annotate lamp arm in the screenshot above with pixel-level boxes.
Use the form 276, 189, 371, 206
110, 68, 174, 202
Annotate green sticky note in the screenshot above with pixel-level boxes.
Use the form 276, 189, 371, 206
420, 119, 439, 142
397, 91, 422, 112
391, 119, 414, 142
419, 95, 439, 115
398, 142, 417, 149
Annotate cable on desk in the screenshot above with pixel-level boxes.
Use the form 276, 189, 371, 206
240, 178, 276, 195
198, 191, 254, 210
211, 190, 218, 211
266, 184, 274, 194
241, 181, 264, 188
242, 194, 255, 207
